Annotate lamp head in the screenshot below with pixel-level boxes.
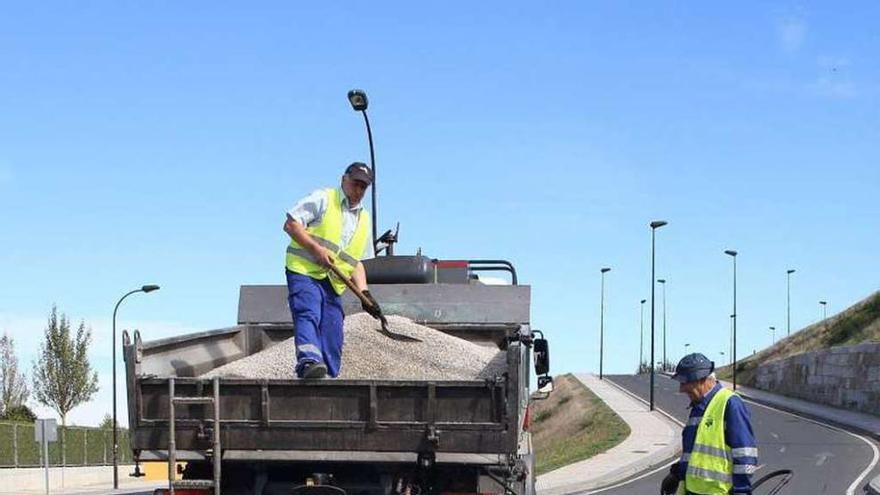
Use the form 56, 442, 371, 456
347, 89, 368, 111
601, 267, 611, 273
724, 250, 738, 257
650, 220, 668, 229
820, 300, 827, 305
787, 269, 796, 274
641, 299, 646, 304
657, 278, 666, 284
141, 285, 160, 293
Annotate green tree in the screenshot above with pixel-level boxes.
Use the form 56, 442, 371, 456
2, 404, 37, 422
31, 306, 100, 467
99, 413, 115, 429
0, 332, 30, 416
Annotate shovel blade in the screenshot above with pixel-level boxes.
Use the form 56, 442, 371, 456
378, 315, 422, 342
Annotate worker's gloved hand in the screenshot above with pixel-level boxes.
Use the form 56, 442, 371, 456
660, 468, 680, 495
361, 290, 383, 320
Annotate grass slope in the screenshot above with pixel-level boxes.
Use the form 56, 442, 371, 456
718, 290, 880, 385
530, 374, 630, 475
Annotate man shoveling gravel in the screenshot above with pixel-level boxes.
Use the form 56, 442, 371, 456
203, 313, 506, 381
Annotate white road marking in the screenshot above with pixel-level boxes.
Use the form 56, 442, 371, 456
779, 446, 786, 453
745, 400, 879, 495
583, 459, 677, 494
770, 432, 779, 439
815, 452, 833, 466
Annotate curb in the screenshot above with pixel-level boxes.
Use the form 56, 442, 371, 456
536, 375, 682, 495
585, 377, 683, 488
603, 375, 684, 428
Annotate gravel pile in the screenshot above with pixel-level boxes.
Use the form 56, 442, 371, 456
202, 313, 506, 380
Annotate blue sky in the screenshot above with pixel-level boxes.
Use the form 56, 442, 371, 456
1, 3, 878, 425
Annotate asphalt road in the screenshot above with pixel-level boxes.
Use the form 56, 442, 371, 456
590, 374, 879, 495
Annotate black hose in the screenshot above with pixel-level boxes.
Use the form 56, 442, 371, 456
752, 469, 793, 495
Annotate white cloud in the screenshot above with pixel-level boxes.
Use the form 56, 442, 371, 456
778, 17, 807, 53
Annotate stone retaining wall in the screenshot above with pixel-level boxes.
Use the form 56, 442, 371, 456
754, 342, 880, 416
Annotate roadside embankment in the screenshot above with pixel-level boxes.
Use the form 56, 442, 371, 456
530, 373, 630, 476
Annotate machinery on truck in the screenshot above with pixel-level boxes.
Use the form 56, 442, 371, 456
122, 89, 552, 495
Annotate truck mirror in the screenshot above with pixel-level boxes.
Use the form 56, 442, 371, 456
534, 338, 549, 376
538, 375, 553, 393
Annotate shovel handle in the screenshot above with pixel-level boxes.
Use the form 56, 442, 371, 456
326, 263, 375, 309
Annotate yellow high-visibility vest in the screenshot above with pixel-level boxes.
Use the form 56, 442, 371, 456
286, 188, 371, 295
684, 387, 735, 494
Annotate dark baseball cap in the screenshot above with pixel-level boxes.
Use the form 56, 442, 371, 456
672, 353, 714, 384
344, 162, 373, 185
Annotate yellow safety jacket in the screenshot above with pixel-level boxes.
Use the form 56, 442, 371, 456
682, 387, 735, 494
286, 188, 371, 295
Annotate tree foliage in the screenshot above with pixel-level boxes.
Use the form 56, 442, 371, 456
0, 333, 30, 416
99, 413, 115, 429
31, 306, 100, 428
2, 404, 37, 422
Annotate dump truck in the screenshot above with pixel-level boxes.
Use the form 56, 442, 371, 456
124, 256, 553, 495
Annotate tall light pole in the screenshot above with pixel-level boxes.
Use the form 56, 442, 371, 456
347, 89, 378, 248
770, 326, 776, 345
112, 284, 159, 489
787, 269, 796, 337
639, 299, 646, 372
819, 300, 827, 321
599, 267, 611, 380
657, 278, 667, 370
724, 250, 737, 391
729, 314, 734, 368
684, 342, 690, 358
649, 220, 668, 411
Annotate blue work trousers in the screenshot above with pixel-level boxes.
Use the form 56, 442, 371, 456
285, 271, 344, 378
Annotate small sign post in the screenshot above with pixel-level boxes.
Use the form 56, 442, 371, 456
35, 419, 57, 495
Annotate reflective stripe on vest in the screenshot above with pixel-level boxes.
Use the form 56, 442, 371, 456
285, 188, 371, 295
684, 387, 735, 494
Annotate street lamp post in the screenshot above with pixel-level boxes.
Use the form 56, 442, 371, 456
729, 314, 734, 368
770, 326, 776, 345
684, 342, 690, 358
347, 89, 378, 248
724, 250, 737, 391
112, 284, 159, 489
599, 267, 611, 380
649, 220, 668, 411
787, 269, 796, 337
657, 278, 667, 370
819, 300, 827, 321
639, 299, 646, 372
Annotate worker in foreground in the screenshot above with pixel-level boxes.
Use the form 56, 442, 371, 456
661, 353, 758, 495
283, 162, 380, 379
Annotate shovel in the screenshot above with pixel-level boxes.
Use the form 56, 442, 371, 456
327, 263, 422, 342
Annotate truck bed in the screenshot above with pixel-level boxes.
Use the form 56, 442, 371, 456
124, 284, 532, 462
